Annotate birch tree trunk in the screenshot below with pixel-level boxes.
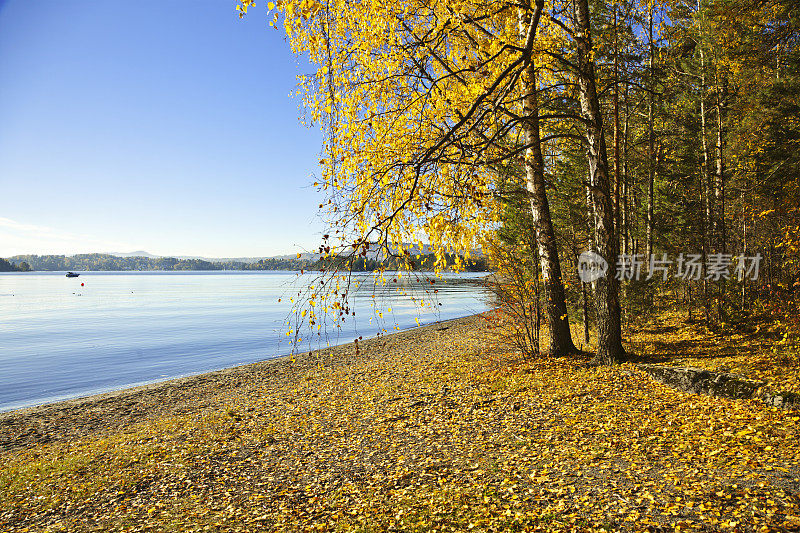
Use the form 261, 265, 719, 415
622, 77, 630, 258
613, 6, 621, 251
714, 95, 726, 253
646, 6, 656, 261
699, 44, 712, 321
574, 0, 626, 364
518, 2, 577, 357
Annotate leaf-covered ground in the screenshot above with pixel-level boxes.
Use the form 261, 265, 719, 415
625, 312, 800, 395
1, 314, 799, 532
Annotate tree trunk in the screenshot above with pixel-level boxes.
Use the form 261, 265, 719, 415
741, 190, 747, 309
569, 216, 591, 348
613, 6, 621, 252
714, 95, 727, 321
534, 265, 541, 355
622, 77, 630, 257
645, 6, 656, 261
580, 273, 590, 346
519, 5, 577, 357
574, 0, 626, 365
714, 95, 726, 253
699, 46, 712, 322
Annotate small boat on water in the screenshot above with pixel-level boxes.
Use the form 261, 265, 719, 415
66, 272, 80, 278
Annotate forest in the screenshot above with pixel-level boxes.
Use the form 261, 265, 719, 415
0, 258, 30, 272
240, 0, 800, 366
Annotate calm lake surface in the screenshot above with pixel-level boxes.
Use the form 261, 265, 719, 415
0, 271, 491, 412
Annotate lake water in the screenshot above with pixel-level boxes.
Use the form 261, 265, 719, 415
0, 271, 491, 412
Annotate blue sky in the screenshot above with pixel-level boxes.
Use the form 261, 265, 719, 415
0, 0, 324, 258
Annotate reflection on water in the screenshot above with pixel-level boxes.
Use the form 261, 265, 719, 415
0, 271, 490, 411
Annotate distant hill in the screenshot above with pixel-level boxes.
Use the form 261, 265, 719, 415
107, 250, 161, 258
99, 245, 481, 263
8, 248, 487, 272
8, 253, 311, 272
105, 251, 326, 263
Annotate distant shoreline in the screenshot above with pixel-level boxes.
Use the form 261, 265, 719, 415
4, 252, 488, 273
